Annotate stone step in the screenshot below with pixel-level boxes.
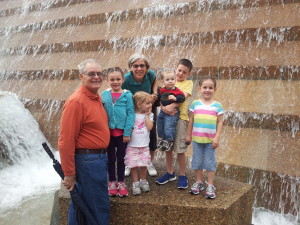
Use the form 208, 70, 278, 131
1, 65, 299, 80
53, 170, 254, 225
0, 0, 297, 32
0, 3, 298, 47
1, 26, 299, 56
0, 42, 298, 71
0, 0, 196, 20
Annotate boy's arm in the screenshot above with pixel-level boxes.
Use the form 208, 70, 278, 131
212, 114, 224, 149
184, 92, 191, 98
161, 102, 179, 116
185, 111, 194, 143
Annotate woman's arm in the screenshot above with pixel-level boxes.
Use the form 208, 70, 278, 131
151, 79, 158, 104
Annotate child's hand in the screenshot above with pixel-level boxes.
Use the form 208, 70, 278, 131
123, 136, 130, 143
145, 107, 152, 115
212, 138, 220, 149
185, 135, 192, 145
168, 95, 176, 101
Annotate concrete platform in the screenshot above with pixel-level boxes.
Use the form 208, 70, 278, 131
53, 168, 254, 225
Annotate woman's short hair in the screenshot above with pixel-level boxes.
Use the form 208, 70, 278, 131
128, 53, 150, 70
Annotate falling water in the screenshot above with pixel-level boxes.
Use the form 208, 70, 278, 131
0, 92, 60, 225
0, 0, 299, 224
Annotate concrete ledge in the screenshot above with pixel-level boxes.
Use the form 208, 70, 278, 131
54, 169, 254, 225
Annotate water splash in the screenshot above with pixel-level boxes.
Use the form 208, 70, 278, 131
253, 207, 298, 225
218, 163, 299, 224
0, 92, 60, 210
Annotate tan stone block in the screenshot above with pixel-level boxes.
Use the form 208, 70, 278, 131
215, 80, 300, 115
217, 126, 300, 176
55, 170, 254, 225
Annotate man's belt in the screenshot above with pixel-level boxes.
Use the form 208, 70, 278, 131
75, 148, 107, 154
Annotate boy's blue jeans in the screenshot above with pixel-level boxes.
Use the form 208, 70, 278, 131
157, 110, 180, 141
68, 153, 110, 225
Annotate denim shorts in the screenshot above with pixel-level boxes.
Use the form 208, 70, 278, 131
191, 142, 216, 172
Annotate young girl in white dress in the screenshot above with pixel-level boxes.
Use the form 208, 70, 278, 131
124, 91, 154, 195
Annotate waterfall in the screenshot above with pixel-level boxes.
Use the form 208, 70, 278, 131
0, 92, 60, 224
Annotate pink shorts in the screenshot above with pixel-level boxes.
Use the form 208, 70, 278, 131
124, 146, 151, 168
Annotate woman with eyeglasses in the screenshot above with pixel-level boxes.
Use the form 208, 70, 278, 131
122, 52, 159, 178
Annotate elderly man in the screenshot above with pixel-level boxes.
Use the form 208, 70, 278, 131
58, 59, 110, 225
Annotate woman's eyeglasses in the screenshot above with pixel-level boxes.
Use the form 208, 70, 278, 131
83, 72, 104, 77
132, 64, 146, 69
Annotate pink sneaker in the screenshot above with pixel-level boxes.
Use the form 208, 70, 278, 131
108, 181, 118, 197
118, 182, 128, 198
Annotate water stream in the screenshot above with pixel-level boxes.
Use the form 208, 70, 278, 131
0, 92, 60, 225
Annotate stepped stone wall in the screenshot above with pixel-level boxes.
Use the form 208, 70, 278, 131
0, 0, 299, 217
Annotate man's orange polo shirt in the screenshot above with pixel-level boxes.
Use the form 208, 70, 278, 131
58, 86, 110, 176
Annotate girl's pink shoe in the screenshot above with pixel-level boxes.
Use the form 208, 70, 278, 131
108, 181, 118, 197
118, 182, 128, 197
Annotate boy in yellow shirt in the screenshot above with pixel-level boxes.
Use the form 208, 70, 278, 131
156, 59, 194, 189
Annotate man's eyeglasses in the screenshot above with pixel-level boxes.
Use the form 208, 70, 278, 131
132, 64, 146, 69
83, 72, 104, 77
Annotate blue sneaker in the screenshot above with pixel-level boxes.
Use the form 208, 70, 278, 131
177, 175, 188, 189
156, 172, 176, 185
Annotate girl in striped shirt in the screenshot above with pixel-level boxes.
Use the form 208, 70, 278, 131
185, 76, 224, 199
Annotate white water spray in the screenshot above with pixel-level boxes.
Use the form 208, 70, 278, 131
0, 92, 60, 221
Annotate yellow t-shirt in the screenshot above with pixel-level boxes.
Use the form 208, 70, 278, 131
176, 80, 194, 121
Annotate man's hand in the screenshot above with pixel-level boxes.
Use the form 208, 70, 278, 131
63, 175, 76, 191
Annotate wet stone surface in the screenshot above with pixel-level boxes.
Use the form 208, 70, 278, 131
57, 166, 254, 225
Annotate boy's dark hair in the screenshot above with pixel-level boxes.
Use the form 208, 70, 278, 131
177, 58, 193, 72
